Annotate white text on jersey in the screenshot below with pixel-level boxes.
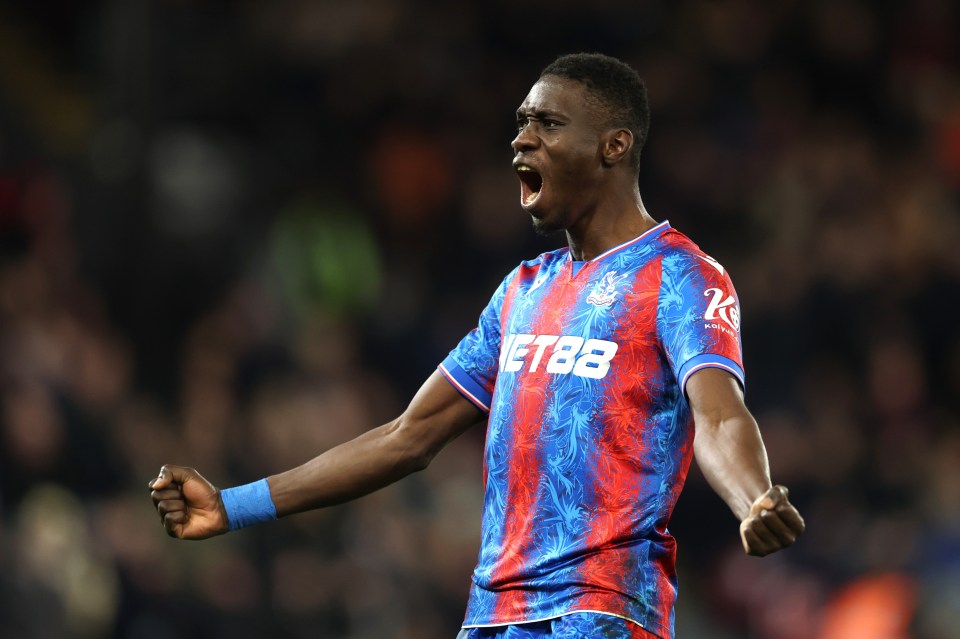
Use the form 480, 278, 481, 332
704, 288, 741, 332
499, 333, 618, 379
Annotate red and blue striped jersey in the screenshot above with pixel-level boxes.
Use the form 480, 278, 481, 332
439, 221, 744, 639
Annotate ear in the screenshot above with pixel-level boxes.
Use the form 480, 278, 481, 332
600, 129, 634, 167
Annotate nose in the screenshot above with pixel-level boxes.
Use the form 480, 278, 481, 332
511, 124, 538, 153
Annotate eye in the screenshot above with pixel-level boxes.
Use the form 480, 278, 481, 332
517, 117, 529, 131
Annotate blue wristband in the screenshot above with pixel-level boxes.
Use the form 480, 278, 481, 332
220, 479, 277, 531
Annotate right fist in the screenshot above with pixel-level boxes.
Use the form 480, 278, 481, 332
739, 485, 805, 557
149, 465, 229, 540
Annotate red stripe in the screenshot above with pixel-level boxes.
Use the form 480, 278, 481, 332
491, 262, 573, 619
572, 261, 682, 623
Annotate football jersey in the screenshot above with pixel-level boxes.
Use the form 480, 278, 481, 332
439, 221, 744, 639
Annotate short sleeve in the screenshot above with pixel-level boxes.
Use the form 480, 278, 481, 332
439, 270, 516, 412
657, 251, 745, 396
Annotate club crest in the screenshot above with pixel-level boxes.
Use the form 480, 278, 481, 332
586, 270, 629, 307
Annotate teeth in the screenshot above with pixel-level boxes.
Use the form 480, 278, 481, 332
516, 164, 541, 205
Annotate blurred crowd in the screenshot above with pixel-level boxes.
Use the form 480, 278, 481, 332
1, 1, 958, 638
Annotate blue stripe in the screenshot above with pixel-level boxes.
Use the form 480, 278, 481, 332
677, 353, 745, 394
440, 355, 493, 410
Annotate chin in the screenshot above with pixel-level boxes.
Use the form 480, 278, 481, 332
530, 215, 564, 236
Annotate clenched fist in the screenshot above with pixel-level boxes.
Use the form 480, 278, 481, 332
149, 465, 229, 540
739, 485, 805, 557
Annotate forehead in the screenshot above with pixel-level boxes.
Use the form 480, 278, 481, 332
517, 76, 595, 119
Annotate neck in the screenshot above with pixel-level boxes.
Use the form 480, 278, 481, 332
566, 189, 657, 261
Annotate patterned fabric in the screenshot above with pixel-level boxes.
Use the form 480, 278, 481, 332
439, 221, 744, 639
455, 612, 659, 639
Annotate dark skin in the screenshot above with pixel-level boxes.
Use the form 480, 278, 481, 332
151, 75, 804, 557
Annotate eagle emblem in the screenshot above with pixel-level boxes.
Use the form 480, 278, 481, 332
586, 270, 629, 307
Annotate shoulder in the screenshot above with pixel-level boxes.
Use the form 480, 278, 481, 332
519, 246, 569, 269
510, 246, 569, 280
485, 247, 568, 301
657, 227, 731, 281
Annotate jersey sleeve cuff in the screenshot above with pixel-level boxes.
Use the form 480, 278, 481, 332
678, 353, 745, 396
439, 355, 492, 413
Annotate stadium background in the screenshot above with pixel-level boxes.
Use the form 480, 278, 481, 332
1, 1, 958, 638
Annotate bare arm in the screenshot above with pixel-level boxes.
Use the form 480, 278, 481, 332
268, 371, 484, 515
687, 367, 805, 556
150, 371, 484, 538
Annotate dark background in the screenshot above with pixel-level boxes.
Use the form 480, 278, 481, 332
1, 1, 958, 638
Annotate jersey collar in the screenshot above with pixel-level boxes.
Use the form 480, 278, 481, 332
572, 219, 671, 264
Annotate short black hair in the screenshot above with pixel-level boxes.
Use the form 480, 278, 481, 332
540, 53, 650, 170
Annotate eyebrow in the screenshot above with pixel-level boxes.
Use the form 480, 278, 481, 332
516, 108, 564, 120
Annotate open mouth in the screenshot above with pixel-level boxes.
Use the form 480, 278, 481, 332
516, 164, 543, 207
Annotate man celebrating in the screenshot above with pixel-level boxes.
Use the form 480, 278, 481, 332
150, 53, 804, 639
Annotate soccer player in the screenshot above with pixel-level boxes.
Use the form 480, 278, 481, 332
150, 53, 804, 639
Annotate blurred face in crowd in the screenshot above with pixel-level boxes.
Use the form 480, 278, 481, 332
511, 76, 609, 234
